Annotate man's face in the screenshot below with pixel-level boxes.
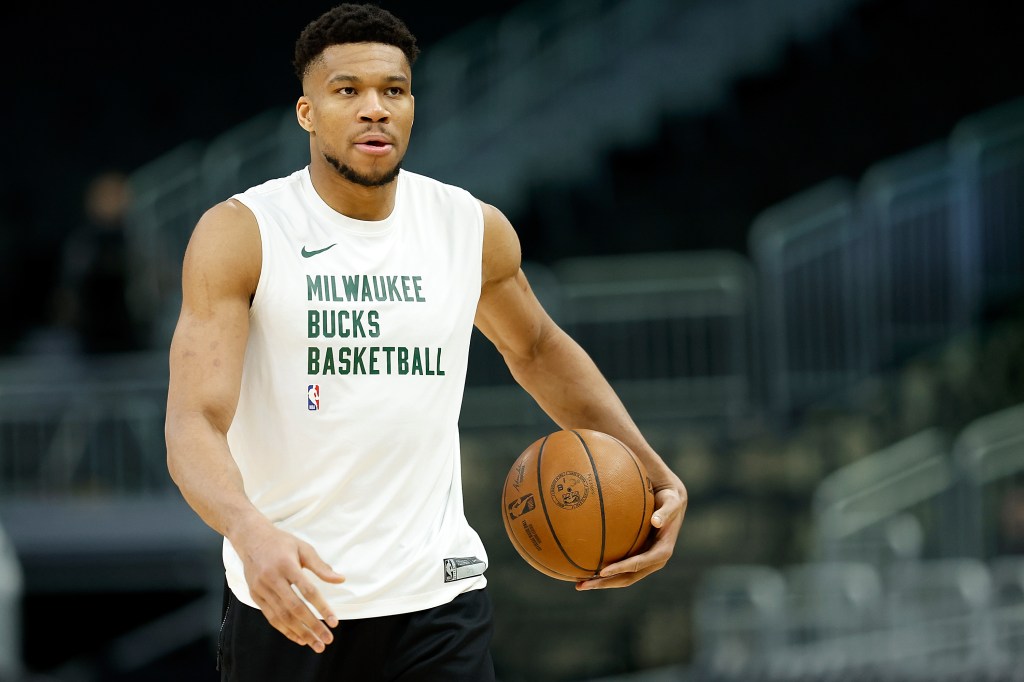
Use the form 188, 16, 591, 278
299, 42, 414, 187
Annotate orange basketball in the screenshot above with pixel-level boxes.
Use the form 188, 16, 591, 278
501, 428, 656, 581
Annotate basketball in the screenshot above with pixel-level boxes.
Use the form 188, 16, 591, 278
501, 428, 656, 581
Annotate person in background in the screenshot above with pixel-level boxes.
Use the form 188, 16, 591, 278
57, 170, 146, 355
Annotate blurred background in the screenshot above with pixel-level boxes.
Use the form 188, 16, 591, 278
1, 0, 1023, 680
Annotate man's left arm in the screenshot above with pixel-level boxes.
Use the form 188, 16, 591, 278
473, 201, 687, 590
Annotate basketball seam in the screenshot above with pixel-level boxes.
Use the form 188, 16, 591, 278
537, 433, 597, 576
611, 435, 650, 556
502, 488, 580, 581
505, 435, 587, 580
570, 429, 606, 574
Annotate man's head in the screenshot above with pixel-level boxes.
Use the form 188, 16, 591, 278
293, 3, 420, 83
294, 4, 420, 189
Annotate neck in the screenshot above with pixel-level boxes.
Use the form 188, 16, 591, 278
308, 158, 399, 221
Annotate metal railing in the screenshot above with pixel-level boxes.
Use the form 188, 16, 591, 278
749, 177, 871, 422
950, 96, 1024, 315
553, 250, 760, 423
0, 353, 171, 498
811, 428, 958, 565
951, 403, 1024, 560
858, 141, 975, 366
0, 521, 22, 682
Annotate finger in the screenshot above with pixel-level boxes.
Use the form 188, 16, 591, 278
651, 491, 686, 529
287, 582, 337, 644
602, 542, 673, 576
576, 564, 661, 590
300, 544, 346, 585
264, 608, 326, 652
603, 517, 680, 571
298, 547, 344, 627
271, 600, 329, 652
257, 580, 333, 651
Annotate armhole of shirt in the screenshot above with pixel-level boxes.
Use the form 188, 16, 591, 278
230, 193, 269, 316
469, 193, 486, 293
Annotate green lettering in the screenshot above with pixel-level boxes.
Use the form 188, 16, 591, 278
307, 275, 324, 302
307, 346, 320, 374
411, 347, 423, 375
323, 347, 336, 374
398, 347, 409, 375
308, 310, 320, 338
323, 310, 337, 338
387, 276, 402, 300
337, 310, 349, 339
351, 310, 365, 338
351, 347, 366, 374
372, 276, 387, 302
368, 310, 380, 338
412, 276, 425, 302
342, 275, 359, 300
337, 346, 350, 375
369, 347, 380, 375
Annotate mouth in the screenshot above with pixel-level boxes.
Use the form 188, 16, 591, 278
354, 135, 395, 156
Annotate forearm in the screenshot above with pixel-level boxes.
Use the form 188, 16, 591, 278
504, 328, 677, 486
166, 411, 269, 543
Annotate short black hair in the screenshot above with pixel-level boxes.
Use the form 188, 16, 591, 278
293, 3, 420, 81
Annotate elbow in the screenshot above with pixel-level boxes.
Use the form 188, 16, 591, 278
164, 415, 185, 488
163, 407, 203, 488
501, 321, 565, 375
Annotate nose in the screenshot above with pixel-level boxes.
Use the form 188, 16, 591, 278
359, 90, 390, 123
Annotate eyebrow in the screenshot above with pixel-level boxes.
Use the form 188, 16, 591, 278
327, 74, 410, 85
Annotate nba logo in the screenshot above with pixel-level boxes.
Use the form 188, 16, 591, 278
307, 384, 320, 411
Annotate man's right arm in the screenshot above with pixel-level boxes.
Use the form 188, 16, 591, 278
165, 199, 260, 556
164, 200, 342, 652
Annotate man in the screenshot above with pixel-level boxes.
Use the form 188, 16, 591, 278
164, 4, 686, 680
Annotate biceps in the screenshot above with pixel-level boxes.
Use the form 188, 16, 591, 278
475, 269, 554, 362
167, 302, 250, 432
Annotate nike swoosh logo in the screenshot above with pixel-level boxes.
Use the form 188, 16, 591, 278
301, 243, 337, 258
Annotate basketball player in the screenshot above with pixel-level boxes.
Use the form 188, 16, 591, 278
164, 4, 687, 680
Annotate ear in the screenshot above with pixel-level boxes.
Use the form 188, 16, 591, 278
296, 97, 315, 133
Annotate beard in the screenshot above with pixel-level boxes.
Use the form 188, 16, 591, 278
324, 151, 402, 188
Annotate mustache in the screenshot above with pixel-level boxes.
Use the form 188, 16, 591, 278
354, 124, 392, 136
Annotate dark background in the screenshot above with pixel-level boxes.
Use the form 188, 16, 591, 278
1, 0, 1021, 356
0, 0, 522, 354
1, 1, 1023, 679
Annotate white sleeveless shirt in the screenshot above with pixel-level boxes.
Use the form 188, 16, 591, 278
225, 167, 488, 619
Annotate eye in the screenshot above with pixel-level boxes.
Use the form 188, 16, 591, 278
337, 86, 356, 96
385, 87, 403, 97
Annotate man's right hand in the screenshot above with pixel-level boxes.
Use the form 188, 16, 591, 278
234, 519, 346, 653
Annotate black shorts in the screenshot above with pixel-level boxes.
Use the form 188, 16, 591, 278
218, 583, 496, 682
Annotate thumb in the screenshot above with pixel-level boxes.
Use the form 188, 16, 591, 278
299, 544, 345, 584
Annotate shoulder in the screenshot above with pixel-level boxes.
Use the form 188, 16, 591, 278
398, 171, 520, 284
479, 200, 521, 287
182, 198, 261, 296
191, 198, 259, 246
